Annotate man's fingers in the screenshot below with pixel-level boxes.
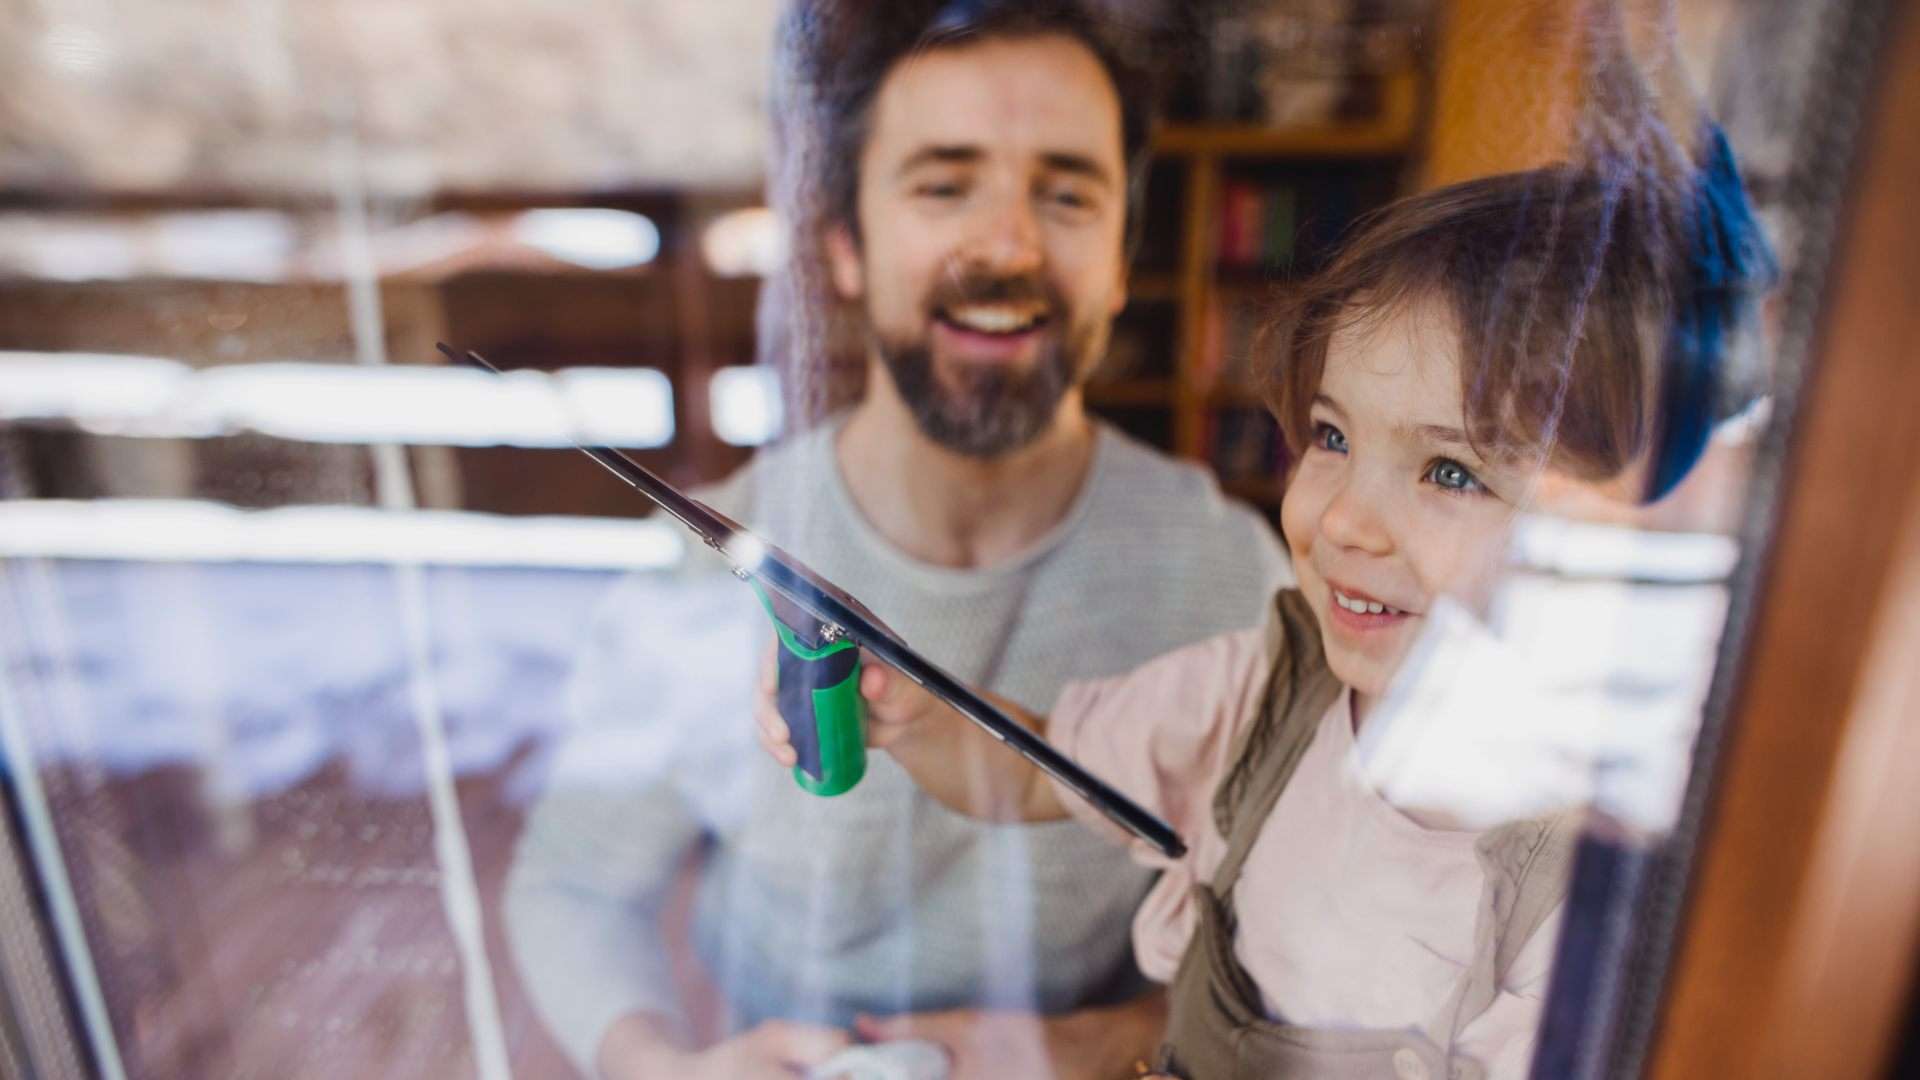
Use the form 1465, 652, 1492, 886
754, 642, 801, 766
755, 696, 789, 746
753, 1019, 851, 1065
759, 642, 778, 692
755, 701, 797, 766
852, 1012, 911, 1043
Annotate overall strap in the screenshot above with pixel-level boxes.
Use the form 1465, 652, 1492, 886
1208, 588, 1342, 897
1432, 813, 1581, 1044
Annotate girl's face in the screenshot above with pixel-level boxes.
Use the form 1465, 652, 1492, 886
1280, 296, 1531, 707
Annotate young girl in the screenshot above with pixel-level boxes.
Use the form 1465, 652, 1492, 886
760, 164, 1716, 1079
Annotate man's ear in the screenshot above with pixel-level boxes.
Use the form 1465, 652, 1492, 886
825, 222, 865, 301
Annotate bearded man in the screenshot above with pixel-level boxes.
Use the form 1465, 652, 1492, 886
504, 3, 1289, 1077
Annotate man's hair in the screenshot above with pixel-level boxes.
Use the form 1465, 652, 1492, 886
1264, 165, 1689, 482
801, 0, 1156, 243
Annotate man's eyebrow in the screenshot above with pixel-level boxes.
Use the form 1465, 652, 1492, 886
896, 145, 982, 176
1039, 151, 1114, 186
894, 145, 1115, 187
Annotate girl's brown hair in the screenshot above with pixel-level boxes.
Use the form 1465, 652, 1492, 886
1264, 165, 1686, 482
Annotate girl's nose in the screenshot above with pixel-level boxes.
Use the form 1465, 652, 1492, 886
1318, 477, 1395, 557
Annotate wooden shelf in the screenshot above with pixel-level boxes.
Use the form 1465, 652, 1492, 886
1210, 269, 1291, 290
1128, 273, 1179, 303
1154, 121, 1410, 158
1086, 378, 1175, 407
1152, 71, 1420, 159
1086, 379, 1273, 409
1208, 383, 1268, 406
1223, 476, 1285, 505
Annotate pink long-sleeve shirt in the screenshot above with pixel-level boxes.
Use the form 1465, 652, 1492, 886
1048, 625, 1560, 1078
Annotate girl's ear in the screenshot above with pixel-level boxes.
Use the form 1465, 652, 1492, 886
825, 223, 865, 301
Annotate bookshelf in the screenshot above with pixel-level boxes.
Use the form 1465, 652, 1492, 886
1088, 70, 1421, 515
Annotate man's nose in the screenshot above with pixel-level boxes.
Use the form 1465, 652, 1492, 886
1319, 474, 1395, 557
961, 188, 1043, 275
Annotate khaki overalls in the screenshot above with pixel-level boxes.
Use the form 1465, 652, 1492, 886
1156, 590, 1576, 1079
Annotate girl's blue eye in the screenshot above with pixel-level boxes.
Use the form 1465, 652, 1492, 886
1425, 458, 1483, 493
1312, 422, 1347, 454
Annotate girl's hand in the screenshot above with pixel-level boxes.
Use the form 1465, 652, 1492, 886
754, 644, 953, 767
754, 644, 1059, 824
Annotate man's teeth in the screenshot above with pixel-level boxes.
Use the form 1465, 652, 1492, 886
945, 304, 1044, 334
1333, 589, 1400, 616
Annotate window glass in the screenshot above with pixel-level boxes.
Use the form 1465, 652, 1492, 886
0, 2, 1871, 1077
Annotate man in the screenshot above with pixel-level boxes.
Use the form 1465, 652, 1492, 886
504, 3, 1291, 1077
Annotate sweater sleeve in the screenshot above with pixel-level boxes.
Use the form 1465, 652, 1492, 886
503, 764, 704, 1075
503, 469, 764, 1076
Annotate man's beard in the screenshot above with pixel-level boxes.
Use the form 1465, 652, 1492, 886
872, 273, 1096, 459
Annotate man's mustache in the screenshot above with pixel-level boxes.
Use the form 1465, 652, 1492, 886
924, 273, 1060, 315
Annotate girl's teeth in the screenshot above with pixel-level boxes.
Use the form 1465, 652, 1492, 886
1333, 589, 1398, 616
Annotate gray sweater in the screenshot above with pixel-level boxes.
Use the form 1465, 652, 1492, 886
503, 419, 1291, 1074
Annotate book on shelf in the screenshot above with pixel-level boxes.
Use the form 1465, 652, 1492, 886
1217, 179, 1298, 271
1223, 165, 1400, 277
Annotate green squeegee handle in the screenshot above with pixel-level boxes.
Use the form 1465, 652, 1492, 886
755, 586, 867, 797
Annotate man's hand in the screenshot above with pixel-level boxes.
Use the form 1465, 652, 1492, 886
598, 1012, 850, 1080
755, 644, 952, 770
854, 993, 1168, 1080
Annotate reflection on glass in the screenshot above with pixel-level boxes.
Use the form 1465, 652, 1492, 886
0, 1, 1857, 1078
710, 366, 786, 447
0, 356, 675, 449
511, 211, 661, 272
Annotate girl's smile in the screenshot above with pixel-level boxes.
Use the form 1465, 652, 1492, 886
1323, 580, 1417, 636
